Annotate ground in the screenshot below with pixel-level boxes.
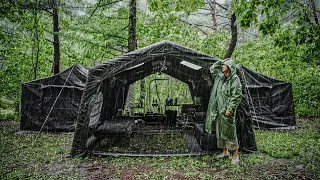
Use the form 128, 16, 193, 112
1, 118, 319, 179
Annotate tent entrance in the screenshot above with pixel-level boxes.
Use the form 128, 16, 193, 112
86, 73, 213, 155
121, 73, 196, 127
125, 73, 194, 115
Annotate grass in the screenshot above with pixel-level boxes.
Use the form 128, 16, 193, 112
1, 117, 319, 179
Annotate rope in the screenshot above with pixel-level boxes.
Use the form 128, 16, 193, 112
33, 65, 75, 144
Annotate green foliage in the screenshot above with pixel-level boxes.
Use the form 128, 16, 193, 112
137, 10, 228, 58
1, 0, 319, 118
274, 21, 320, 65
234, 35, 320, 116
233, 0, 320, 65
148, 0, 205, 13
0, 0, 130, 114
0, 120, 76, 179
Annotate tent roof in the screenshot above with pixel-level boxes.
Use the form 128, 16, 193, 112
23, 63, 88, 89
88, 40, 219, 85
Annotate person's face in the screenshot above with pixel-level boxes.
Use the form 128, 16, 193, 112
222, 64, 229, 73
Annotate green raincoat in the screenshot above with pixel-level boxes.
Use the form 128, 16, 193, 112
205, 59, 242, 140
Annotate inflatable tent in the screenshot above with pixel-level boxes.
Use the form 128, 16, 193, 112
71, 40, 295, 156
20, 64, 88, 132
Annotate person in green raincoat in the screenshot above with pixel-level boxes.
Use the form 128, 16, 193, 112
205, 58, 242, 164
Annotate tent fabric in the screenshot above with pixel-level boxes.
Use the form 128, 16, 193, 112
20, 64, 88, 132
71, 40, 295, 157
237, 65, 296, 129
93, 120, 135, 137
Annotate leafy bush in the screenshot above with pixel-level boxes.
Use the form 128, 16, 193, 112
0, 96, 18, 120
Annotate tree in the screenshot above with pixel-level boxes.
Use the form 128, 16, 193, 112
147, 0, 240, 59
52, 0, 60, 74
233, 0, 320, 64
126, 0, 137, 114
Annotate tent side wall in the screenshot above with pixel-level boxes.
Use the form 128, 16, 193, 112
41, 86, 83, 131
20, 84, 84, 131
20, 83, 43, 131
20, 64, 88, 132
240, 65, 296, 129
270, 82, 296, 127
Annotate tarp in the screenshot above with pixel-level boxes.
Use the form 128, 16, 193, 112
70, 40, 295, 156
20, 64, 88, 132
238, 65, 296, 129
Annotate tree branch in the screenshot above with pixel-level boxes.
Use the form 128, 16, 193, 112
179, 19, 215, 30
189, 12, 211, 16
216, 22, 230, 27
44, 29, 53, 34
61, 0, 124, 9
216, 14, 230, 19
241, 28, 259, 38
224, 13, 237, 59
122, 24, 129, 30
46, 38, 54, 44
87, 0, 102, 23
42, 8, 53, 15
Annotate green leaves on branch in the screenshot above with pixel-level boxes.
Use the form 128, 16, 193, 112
148, 0, 205, 13
233, 0, 284, 34
233, 0, 320, 65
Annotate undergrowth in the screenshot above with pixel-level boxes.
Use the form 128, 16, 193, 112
1, 118, 319, 179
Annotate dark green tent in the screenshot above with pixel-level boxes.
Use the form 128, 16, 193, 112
71, 40, 295, 157
20, 64, 88, 132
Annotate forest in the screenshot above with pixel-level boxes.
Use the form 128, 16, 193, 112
1, 0, 320, 179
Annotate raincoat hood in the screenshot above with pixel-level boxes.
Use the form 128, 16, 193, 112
223, 59, 237, 77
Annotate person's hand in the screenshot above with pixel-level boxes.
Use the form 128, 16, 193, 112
225, 110, 232, 117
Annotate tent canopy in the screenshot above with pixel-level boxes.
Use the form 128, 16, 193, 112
20, 63, 88, 132
71, 40, 295, 156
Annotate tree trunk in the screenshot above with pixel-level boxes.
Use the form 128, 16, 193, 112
211, 0, 217, 29
224, 13, 237, 59
128, 0, 137, 51
33, 10, 40, 80
52, 0, 60, 74
311, 0, 319, 25
126, 0, 137, 114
